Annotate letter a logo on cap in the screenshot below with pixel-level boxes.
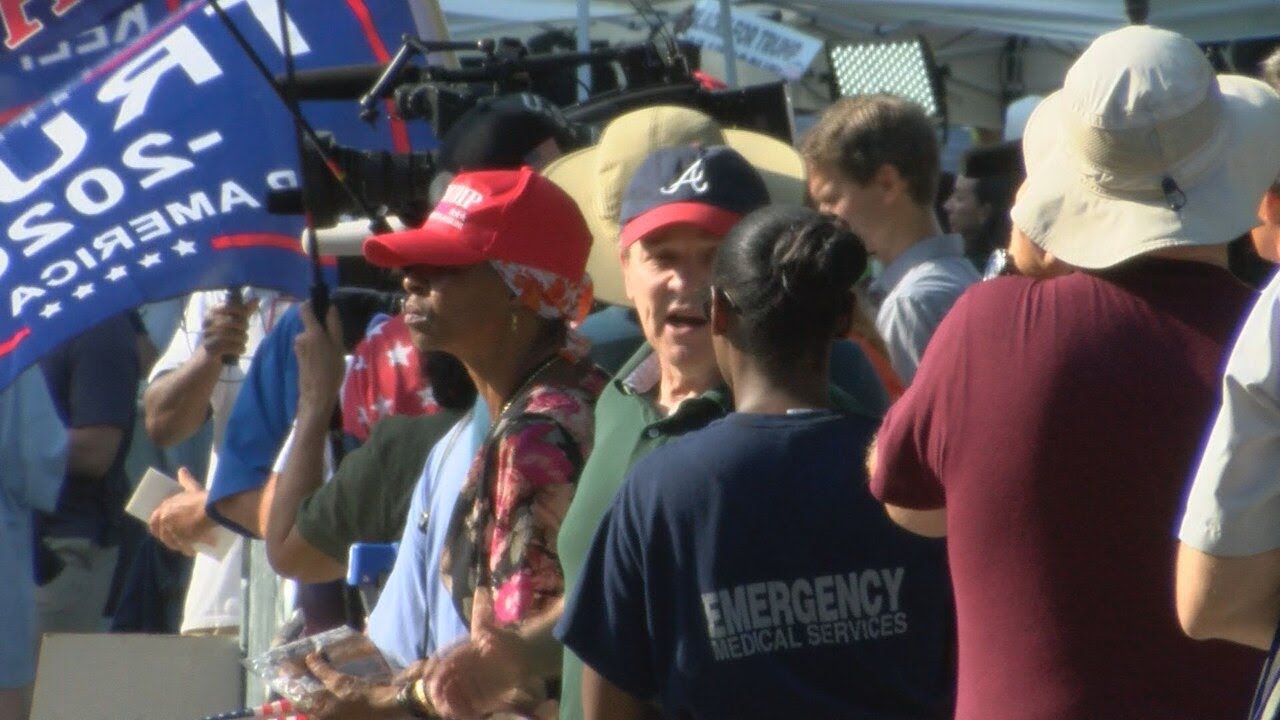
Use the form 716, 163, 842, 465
660, 157, 710, 195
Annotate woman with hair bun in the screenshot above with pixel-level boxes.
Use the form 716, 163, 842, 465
556, 207, 956, 719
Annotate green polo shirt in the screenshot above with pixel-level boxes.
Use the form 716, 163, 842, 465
557, 345, 728, 720
295, 410, 462, 561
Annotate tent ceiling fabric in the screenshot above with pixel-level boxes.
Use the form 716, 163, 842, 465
781, 0, 1280, 44
440, 0, 632, 23
438, 0, 638, 37
434, 0, 1280, 129
439, 0, 1280, 45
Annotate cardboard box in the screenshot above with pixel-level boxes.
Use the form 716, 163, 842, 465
32, 634, 241, 720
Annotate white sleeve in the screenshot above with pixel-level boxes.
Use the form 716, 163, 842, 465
270, 422, 335, 479
148, 293, 208, 382
1179, 273, 1280, 556
271, 423, 299, 475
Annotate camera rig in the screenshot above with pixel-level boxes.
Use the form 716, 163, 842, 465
268, 32, 794, 230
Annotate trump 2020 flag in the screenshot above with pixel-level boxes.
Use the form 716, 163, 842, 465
0, 0, 437, 390
1, 0, 182, 124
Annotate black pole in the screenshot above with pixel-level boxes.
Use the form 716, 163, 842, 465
271, 0, 330, 324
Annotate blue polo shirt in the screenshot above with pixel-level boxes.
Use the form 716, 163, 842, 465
207, 305, 303, 534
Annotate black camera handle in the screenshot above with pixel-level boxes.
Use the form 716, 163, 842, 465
355, 37, 679, 123
206, 0, 393, 240
357, 37, 495, 122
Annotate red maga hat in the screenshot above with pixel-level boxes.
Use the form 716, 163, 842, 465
362, 166, 591, 282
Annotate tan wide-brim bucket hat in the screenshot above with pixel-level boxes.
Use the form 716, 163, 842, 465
1010, 25, 1280, 270
544, 105, 805, 305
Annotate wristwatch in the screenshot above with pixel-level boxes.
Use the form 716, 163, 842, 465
983, 247, 1015, 280
396, 680, 434, 719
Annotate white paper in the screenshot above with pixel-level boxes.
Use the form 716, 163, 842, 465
125, 467, 237, 559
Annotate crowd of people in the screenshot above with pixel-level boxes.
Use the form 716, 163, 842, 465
8, 21, 1280, 720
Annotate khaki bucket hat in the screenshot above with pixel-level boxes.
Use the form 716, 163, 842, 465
1010, 25, 1280, 269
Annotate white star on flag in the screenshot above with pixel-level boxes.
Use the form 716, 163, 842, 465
418, 386, 436, 408
106, 266, 128, 282
385, 341, 412, 367
72, 283, 95, 300
39, 301, 62, 319
375, 396, 394, 414
138, 253, 162, 268
172, 239, 197, 256
352, 355, 367, 371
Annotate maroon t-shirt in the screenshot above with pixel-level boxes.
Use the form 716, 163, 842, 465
871, 259, 1261, 720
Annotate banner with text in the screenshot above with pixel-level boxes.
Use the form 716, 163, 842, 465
1, 0, 185, 124
681, 0, 823, 81
0, 0, 433, 390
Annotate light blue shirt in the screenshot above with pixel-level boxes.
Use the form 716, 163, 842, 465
366, 398, 489, 668
0, 367, 67, 687
868, 233, 980, 384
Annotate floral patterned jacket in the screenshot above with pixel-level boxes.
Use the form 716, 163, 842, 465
441, 357, 608, 628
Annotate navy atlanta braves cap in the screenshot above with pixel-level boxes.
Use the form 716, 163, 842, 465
618, 144, 770, 249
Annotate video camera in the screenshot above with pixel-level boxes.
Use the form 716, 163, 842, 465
265, 34, 684, 228
268, 32, 796, 230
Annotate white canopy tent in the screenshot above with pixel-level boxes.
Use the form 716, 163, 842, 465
782, 1, 1280, 44
781, 1, 1280, 128
439, 0, 638, 38
433, 0, 1280, 129
440, 0, 1280, 43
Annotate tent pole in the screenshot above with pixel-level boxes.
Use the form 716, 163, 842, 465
718, 0, 738, 88
578, 0, 591, 101
413, 0, 459, 69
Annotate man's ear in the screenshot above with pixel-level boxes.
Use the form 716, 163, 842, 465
873, 164, 905, 205
619, 242, 636, 303
1260, 190, 1280, 225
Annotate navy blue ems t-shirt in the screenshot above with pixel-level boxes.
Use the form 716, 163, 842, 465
556, 410, 954, 719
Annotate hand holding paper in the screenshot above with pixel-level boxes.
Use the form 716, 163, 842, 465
128, 467, 235, 558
